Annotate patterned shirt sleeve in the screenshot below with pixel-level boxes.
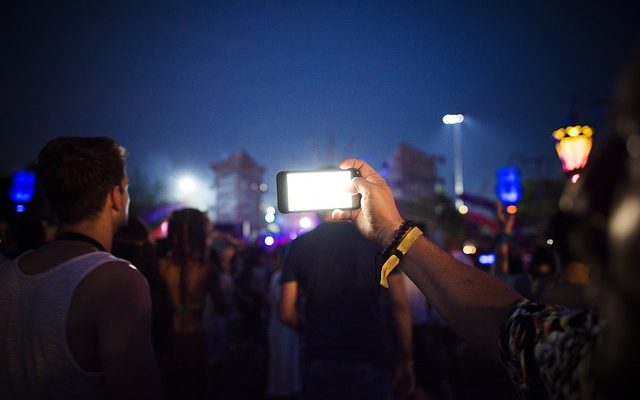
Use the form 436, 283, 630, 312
499, 300, 602, 400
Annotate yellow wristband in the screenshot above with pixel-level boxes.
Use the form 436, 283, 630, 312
379, 226, 423, 287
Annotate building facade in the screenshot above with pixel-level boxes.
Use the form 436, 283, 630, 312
385, 142, 444, 215
211, 150, 265, 240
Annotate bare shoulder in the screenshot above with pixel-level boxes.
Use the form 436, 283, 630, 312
90, 259, 147, 285
79, 259, 150, 310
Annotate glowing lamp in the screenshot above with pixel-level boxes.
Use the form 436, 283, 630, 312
9, 171, 36, 211
553, 125, 594, 180
443, 114, 464, 124
495, 166, 522, 207
177, 176, 197, 194
462, 244, 477, 255
478, 253, 496, 266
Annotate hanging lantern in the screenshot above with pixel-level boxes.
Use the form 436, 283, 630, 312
553, 125, 594, 182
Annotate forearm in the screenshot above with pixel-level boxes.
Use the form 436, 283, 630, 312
279, 281, 300, 329
393, 304, 413, 363
387, 275, 413, 362
279, 310, 300, 329
494, 242, 510, 275
399, 236, 522, 362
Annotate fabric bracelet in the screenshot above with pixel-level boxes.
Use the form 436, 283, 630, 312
379, 226, 423, 288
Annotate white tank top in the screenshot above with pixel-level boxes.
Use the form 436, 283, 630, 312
0, 251, 125, 399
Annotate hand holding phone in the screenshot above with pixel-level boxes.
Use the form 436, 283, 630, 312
276, 168, 361, 213
330, 159, 405, 247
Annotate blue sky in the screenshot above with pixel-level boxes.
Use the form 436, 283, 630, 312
3, 1, 639, 208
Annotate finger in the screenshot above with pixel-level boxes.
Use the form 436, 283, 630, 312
350, 176, 373, 197
339, 158, 384, 184
331, 208, 353, 221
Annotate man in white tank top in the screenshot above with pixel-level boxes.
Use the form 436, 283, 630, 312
0, 137, 163, 399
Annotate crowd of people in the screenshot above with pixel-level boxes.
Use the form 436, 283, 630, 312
1, 48, 640, 400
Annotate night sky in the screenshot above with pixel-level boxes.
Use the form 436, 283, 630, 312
3, 1, 640, 208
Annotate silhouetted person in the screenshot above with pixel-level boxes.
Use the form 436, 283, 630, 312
267, 245, 302, 399
1, 214, 45, 259
279, 212, 414, 400
158, 208, 221, 400
112, 216, 174, 386
536, 212, 592, 310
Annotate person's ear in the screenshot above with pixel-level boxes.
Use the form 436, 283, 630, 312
111, 184, 125, 212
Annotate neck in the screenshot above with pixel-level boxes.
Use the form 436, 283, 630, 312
60, 219, 114, 252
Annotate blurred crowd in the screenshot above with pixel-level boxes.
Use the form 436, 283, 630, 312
0, 192, 594, 400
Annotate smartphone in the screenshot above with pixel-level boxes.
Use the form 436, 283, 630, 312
276, 168, 361, 213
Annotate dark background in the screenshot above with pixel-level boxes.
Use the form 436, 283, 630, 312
3, 1, 640, 205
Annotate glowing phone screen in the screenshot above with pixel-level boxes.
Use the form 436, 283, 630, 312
286, 170, 354, 212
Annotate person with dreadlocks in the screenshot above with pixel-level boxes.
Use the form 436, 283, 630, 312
158, 208, 225, 400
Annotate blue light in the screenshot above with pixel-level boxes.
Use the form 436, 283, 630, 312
9, 171, 36, 204
15, 204, 26, 213
495, 166, 522, 206
478, 253, 496, 265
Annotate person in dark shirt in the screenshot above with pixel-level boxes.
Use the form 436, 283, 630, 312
279, 214, 414, 400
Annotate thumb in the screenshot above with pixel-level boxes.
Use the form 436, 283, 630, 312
331, 208, 353, 221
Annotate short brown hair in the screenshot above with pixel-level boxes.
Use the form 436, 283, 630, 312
37, 136, 127, 224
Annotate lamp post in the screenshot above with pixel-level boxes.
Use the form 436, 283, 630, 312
443, 113, 465, 210
552, 125, 594, 183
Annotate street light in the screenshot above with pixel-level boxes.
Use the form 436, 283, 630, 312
552, 125, 594, 183
443, 113, 465, 211
177, 175, 197, 195
174, 173, 212, 210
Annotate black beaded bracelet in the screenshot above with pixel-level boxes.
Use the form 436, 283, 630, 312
380, 220, 416, 259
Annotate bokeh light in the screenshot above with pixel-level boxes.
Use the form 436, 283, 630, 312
299, 217, 312, 229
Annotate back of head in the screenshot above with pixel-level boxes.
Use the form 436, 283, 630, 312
114, 215, 150, 245
529, 244, 557, 279
113, 216, 155, 276
168, 208, 210, 265
36, 136, 126, 225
